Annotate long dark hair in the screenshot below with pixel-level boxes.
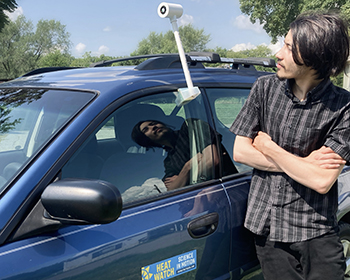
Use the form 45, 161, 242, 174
290, 11, 349, 80
131, 120, 167, 149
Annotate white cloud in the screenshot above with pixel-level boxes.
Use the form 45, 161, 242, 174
75, 43, 86, 54
97, 45, 110, 55
178, 14, 194, 27
103, 26, 112, 32
230, 40, 282, 55
230, 42, 256, 52
268, 39, 283, 55
4, 6, 24, 21
232, 14, 264, 34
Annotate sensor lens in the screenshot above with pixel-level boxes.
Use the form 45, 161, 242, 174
160, 6, 167, 15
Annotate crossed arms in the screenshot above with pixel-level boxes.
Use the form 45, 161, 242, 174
233, 132, 346, 194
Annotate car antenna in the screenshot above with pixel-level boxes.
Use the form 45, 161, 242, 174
158, 2, 201, 106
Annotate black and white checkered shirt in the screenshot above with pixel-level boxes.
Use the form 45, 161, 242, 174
230, 74, 350, 242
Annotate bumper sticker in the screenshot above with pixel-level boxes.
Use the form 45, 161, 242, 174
141, 250, 197, 280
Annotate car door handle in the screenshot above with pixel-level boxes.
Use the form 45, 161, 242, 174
187, 212, 219, 239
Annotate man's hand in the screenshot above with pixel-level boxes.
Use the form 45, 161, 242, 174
233, 135, 282, 172
164, 175, 179, 191
252, 131, 275, 153
253, 132, 346, 170
164, 153, 203, 191
306, 146, 346, 169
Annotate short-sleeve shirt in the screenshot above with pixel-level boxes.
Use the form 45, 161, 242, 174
163, 119, 215, 181
230, 74, 350, 242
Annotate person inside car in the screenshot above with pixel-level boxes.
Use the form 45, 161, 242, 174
132, 118, 237, 190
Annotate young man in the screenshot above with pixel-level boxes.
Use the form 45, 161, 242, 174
230, 12, 350, 280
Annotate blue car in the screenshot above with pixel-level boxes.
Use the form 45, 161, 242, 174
0, 53, 349, 280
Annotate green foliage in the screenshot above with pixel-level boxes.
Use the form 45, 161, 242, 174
33, 19, 72, 56
0, 105, 21, 134
0, 15, 71, 79
0, 88, 47, 134
131, 24, 210, 56
331, 73, 344, 88
37, 50, 74, 68
209, 45, 276, 72
239, 0, 350, 42
0, 0, 17, 31
0, 16, 34, 79
70, 52, 117, 67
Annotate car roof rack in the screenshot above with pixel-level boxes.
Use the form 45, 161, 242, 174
21, 66, 80, 77
20, 52, 276, 78
90, 52, 276, 70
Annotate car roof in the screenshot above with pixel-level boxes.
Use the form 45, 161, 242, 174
0, 53, 276, 99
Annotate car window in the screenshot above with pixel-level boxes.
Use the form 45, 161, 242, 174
96, 118, 115, 140
205, 87, 252, 173
61, 91, 222, 205
0, 88, 94, 193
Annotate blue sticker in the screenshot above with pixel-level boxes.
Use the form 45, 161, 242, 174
141, 250, 197, 280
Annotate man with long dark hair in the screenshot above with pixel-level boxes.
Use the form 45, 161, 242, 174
231, 11, 350, 279
132, 119, 237, 190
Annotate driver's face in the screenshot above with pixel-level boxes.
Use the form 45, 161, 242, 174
140, 121, 169, 143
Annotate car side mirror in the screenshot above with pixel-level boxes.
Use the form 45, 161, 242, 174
42, 179, 123, 224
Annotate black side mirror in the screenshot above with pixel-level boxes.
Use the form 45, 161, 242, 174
42, 179, 123, 224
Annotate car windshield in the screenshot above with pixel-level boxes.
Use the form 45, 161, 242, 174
0, 88, 95, 193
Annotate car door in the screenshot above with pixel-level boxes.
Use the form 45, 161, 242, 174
0, 90, 232, 280
205, 86, 263, 279
60, 90, 232, 280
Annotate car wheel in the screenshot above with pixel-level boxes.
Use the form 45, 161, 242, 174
339, 222, 350, 279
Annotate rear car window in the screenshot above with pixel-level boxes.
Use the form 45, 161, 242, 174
205, 87, 252, 173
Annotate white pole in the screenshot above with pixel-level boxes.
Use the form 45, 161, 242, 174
158, 2, 201, 106
171, 18, 194, 89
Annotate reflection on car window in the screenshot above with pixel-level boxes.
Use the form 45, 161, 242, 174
206, 88, 252, 173
96, 118, 115, 140
62, 91, 237, 205
0, 88, 94, 193
133, 118, 219, 191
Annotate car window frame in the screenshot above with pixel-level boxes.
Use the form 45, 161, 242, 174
60, 87, 226, 207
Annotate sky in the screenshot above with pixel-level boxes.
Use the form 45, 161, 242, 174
8, 0, 283, 58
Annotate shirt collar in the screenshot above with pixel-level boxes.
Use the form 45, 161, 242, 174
164, 130, 178, 152
285, 78, 332, 103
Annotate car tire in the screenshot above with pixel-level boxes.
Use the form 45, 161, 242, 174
339, 221, 350, 279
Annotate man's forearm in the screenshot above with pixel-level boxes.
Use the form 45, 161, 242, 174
254, 132, 345, 194
233, 135, 282, 172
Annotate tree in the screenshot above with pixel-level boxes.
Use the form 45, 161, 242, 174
0, 0, 17, 31
209, 45, 276, 72
0, 88, 47, 134
37, 50, 74, 68
32, 19, 71, 61
70, 52, 117, 67
131, 24, 210, 56
0, 15, 71, 79
0, 15, 34, 78
239, 0, 350, 42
